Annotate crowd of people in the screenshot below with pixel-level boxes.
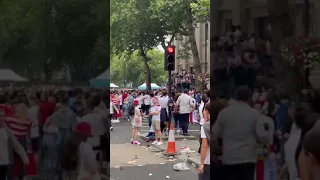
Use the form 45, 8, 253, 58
0, 87, 110, 180
171, 71, 196, 92
109, 89, 208, 145
4, 82, 320, 180
203, 84, 320, 180
211, 25, 273, 97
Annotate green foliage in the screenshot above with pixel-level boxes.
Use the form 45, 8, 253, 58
190, 0, 210, 22
110, 49, 167, 87
0, 0, 109, 81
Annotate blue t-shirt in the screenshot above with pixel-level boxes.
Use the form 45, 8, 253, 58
276, 101, 291, 130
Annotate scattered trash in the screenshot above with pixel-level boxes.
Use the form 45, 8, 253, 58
167, 159, 176, 162
160, 162, 166, 165
134, 155, 138, 159
182, 139, 187, 141
138, 165, 143, 167
114, 166, 120, 168
127, 160, 136, 164
191, 163, 196, 167
149, 173, 153, 176
155, 152, 162, 156
166, 176, 170, 179
173, 162, 190, 171
180, 146, 195, 154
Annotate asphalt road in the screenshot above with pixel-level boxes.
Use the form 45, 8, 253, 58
110, 120, 198, 180
111, 119, 200, 144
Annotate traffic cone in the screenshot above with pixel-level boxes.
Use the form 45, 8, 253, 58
164, 122, 179, 156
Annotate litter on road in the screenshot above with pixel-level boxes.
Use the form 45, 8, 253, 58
173, 163, 190, 171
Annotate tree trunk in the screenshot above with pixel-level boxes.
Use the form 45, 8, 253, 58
140, 47, 151, 91
267, 0, 300, 100
186, 6, 202, 91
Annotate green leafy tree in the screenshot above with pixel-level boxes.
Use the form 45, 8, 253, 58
0, 0, 109, 81
150, 0, 209, 90
111, 0, 209, 90
111, 49, 167, 87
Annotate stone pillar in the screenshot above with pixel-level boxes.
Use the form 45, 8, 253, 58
210, 0, 219, 37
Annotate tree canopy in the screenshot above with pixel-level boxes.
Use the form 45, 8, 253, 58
110, 49, 167, 87
111, 0, 209, 90
0, 0, 109, 81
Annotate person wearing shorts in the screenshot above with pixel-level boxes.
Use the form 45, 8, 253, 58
150, 97, 163, 145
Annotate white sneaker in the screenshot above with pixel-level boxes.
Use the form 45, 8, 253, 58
152, 141, 158, 145
156, 141, 163, 145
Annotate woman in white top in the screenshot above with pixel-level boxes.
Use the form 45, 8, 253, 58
197, 95, 208, 153
129, 100, 142, 145
62, 122, 100, 180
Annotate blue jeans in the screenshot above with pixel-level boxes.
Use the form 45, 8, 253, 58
174, 114, 180, 129
148, 116, 152, 127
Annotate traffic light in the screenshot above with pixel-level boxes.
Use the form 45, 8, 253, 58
164, 46, 175, 71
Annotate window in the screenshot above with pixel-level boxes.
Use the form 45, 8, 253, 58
224, 19, 232, 32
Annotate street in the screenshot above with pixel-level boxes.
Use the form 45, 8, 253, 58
110, 119, 199, 180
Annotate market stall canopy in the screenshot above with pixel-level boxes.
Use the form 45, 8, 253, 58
0, 69, 28, 82
138, 83, 160, 90
110, 83, 119, 88
89, 69, 109, 88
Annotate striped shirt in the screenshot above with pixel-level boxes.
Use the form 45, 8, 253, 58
5, 116, 32, 139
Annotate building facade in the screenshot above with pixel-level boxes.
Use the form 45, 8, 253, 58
175, 0, 319, 74
173, 22, 210, 73
211, 0, 319, 37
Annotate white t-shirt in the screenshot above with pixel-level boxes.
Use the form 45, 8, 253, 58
158, 96, 169, 109
143, 95, 151, 105
285, 123, 301, 180
0, 128, 9, 165
28, 106, 39, 138
176, 93, 192, 114
137, 96, 143, 108
259, 115, 275, 145
119, 95, 123, 105
80, 113, 105, 148
110, 101, 114, 114
78, 142, 100, 180
200, 126, 210, 165
199, 102, 205, 125
150, 105, 161, 121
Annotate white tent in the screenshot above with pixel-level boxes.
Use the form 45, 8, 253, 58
0, 69, 27, 82
91, 69, 109, 81
138, 83, 160, 90
110, 83, 119, 88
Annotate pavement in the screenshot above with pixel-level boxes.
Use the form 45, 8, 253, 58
110, 118, 199, 180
